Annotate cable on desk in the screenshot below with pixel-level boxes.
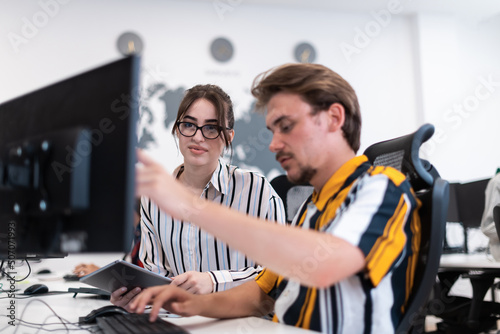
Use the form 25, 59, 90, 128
0, 317, 97, 333
0, 298, 95, 334
0, 258, 32, 282
0, 293, 73, 300
0, 295, 32, 300
0, 290, 73, 299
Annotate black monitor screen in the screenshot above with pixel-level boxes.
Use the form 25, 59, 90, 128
0, 56, 139, 259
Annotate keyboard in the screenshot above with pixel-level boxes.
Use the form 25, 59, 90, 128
96, 313, 189, 334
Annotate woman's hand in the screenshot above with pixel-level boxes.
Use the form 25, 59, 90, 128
171, 271, 213, 294
110, 287, 142, 312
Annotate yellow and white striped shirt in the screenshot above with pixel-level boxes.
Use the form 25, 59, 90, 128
256, 155, 421, 333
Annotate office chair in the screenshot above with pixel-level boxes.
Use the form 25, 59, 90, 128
493, 204, 500, 303
428, 178, 497, 334
442, 180, 490, 255
442, 182, 464, 254
455, 179, 490, 254
363, 123, 450, 334
270, 175, 313, 224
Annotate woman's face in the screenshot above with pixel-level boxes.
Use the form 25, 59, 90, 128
177, 98, 232, 168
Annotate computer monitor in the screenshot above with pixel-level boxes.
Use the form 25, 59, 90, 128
0, 56, 140, 259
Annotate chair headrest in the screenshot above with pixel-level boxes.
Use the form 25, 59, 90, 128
363, 123, 436, 191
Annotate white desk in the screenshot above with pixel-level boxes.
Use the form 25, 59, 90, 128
435, 253, 500, 332
440, 253, 500, 271
0, 253, 313, 333
439, 253, 500, 299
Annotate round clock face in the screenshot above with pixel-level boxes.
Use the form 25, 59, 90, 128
210, 37, 234, 62
294, 42, 316, 63
117, 32, 144, 55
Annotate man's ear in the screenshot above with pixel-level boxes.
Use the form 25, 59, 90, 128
326, 103, 345, 132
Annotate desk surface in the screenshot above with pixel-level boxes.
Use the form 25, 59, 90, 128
440, 253, 500, 270
0, 253, 312, 334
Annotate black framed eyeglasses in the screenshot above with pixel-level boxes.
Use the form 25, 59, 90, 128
176, 121, 230, 140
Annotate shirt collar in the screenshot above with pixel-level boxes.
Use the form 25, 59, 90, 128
312, 155, 369, 211
209, 159, 231, 195
173, 159, 230, 195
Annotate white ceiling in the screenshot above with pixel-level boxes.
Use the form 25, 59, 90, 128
189, 0, 500, 21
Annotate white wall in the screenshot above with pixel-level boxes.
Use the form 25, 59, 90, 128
414, 13, 500, 182
0, 0, 499, 182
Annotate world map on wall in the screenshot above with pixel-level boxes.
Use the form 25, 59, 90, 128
137, 81, 283, 179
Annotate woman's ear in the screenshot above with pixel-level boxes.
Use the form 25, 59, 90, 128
221, 129, 235, 157
227, 129, 235, 143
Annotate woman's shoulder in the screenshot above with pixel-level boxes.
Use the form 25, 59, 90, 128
224, 162, 265, 177
224, 163, 274, 187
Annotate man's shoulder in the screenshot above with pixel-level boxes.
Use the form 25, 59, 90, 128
366, 165, 408, 187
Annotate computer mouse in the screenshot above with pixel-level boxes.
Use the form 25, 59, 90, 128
36, 269, 52, 275
23, 284, 49, 295
83, 305, 129, 324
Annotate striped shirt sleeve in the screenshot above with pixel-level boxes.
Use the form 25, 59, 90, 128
139, 196, 172, 277
329, 169, 418, 287
208, 179, 286, 291
255, 267, 280, 294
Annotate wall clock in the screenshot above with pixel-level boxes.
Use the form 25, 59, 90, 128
294, 42, 316, 63
117, 32, 144, 55
210, 37, 234, 62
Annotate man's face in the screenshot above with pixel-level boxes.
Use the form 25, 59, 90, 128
265, 92, 322, 185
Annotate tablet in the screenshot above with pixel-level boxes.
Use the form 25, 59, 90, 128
79, 260, 171, 293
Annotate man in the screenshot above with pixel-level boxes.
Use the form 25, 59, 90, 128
124, 63, 421, 333
481, 170, 500, 260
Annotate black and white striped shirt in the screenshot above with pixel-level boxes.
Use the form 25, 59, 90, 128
139, 160, 286, 292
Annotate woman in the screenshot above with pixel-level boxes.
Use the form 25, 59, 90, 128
119, 84, 285, 304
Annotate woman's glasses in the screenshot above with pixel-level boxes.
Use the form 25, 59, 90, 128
176, 122, 230, 140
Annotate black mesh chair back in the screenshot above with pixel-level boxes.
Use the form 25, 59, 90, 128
270, 175, 313, 224
363, 123, 438, 192
363, 123, 450, 334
